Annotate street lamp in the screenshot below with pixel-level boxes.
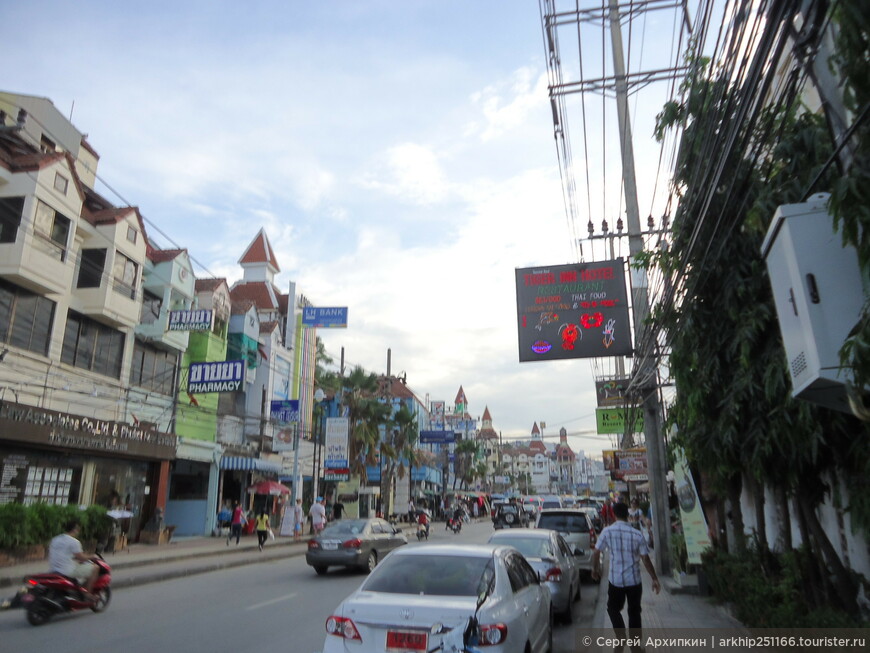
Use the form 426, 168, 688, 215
313, 388, 326, 502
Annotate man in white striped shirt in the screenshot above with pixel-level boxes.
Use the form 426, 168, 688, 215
592, 501, 661, 651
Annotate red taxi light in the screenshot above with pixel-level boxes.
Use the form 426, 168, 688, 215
325, 615, 361, 641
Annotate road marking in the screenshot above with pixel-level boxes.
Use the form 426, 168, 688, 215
246, 592, 297, 611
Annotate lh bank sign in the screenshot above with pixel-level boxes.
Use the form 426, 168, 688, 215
302, 307, 348, 328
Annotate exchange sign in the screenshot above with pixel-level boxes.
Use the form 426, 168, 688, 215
515, 259, 633, 362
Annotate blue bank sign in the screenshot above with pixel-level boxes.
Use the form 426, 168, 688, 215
270, 400, 300, 424
419, 430, 456, 444
302, 307, 348, 328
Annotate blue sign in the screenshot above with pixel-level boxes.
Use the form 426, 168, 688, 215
420, 430, 455, 444
188, 360, 245, 393
270, 400, 300, 424
302, 307, 348, 328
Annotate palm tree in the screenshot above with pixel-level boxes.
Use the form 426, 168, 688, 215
339, 366, 388, 482
453, 439, 480, 490
379, 403, 419, 518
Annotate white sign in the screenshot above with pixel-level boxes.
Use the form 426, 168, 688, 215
324, 417, 349, 469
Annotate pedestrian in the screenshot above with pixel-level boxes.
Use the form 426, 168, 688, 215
292, 498, 305, 541
628, 498, 644, 531
227, 501, 245, 545
407, 498, 415, 523
255, 510, 270, 551
601, 496, 616, 527
592, 501, 661, 653
309, 496, 327, 534
333, 499, 345, 520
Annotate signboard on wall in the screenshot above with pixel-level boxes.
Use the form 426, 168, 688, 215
168, 309, 213, 331
187, 360, 245, 393
596, 378, 630, 407
324, 417, 349, 469
515, 259, 633, 362
420, 430, 455, 444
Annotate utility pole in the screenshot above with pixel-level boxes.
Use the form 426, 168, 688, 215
608, 0, 670, 575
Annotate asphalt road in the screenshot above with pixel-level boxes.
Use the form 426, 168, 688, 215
0, 519, 597, 653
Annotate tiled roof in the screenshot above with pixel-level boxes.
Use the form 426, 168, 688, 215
454, 386, 467, 405
195, 278, 227, 292
239, 228, 280, 272
482, 406, 492, 421
478, 428, 498, 440
80, 137, 99, 158
260, 320, 280, 334
148, 248, 185, 264
230, 299, 256, 315
230, 282, 278, 310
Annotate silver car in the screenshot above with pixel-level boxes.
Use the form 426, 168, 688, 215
305, 518, 406, 575
535, 509, 597, 580
321, 544, 552, 653
488, 528, 581, 623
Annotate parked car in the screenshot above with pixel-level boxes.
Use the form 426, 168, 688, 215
535, 509, 597, 580
305, 517, 406, 575
321, 543, 553, 653
541, 495, 563, 510
487, 528, 582, 623
580, 506, 603, 533
492, 502, 530, 529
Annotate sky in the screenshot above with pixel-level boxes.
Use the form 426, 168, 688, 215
2, 1, 695, 459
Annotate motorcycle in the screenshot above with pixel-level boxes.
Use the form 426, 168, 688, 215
21, 555, 112, 626
428, 617, 480, 653
446, 516, 462, 534
416, 522, 429, 540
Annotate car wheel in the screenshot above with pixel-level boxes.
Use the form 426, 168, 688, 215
504, 513, 515, 525
313, 566, 328, 576
365, 550, 378, 572
562, 586, 574, 624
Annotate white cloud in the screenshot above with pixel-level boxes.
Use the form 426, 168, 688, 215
355, 142, 451, 205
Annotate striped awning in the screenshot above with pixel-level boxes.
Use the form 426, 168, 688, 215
219, 456, 283, 473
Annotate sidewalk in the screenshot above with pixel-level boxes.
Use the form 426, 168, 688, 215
592, 564, 747, 630
1, 532, 310, 593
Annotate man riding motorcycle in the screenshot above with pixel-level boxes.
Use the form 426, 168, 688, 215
417, 509, 430, 537
48, 519, 101, 602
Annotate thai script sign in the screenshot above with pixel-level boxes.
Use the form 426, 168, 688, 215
168, 309, 213, 331
324, 417, 349, 469
188, 360, 245, 393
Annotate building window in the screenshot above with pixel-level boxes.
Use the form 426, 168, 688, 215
0, 278, 55, 356
140, 290, 162, 325
33, 199, 71, 262
61, 310, 124, 378
39, 135, 56, 153
126, 225, 137, 244
53, 173, 69, 195
130, 339, 177, 395
76, 248, 107, 288
0, 196, 24, 243
112, 252, 138, 299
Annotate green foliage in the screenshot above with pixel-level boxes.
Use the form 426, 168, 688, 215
0, 503, 113, 550
702, 546, 867, 628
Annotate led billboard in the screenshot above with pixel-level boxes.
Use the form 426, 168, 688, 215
515, 259, 633, 361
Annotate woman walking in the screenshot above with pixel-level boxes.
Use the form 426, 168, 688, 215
227, 501, 245, 546
255, 510, 270, 551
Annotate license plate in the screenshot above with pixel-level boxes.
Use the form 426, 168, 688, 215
386, 630, 427, 651
322, 542, 338, 550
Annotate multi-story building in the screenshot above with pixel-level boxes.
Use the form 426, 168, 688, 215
0, 92, 178, 537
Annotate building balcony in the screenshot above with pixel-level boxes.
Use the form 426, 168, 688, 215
72, 281, 141, 329
0, 228, 73, 295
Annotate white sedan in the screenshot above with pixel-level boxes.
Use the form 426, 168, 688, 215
321, 543, 553, 653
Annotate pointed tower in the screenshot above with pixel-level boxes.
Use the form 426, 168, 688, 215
454, 386, 468, 414
238, 228, 280, 284
478, 406, 498, 441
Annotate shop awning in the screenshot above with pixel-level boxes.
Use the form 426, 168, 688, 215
219, 456, 283, 473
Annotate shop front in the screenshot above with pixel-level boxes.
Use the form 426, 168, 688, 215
0, 400, 176, 542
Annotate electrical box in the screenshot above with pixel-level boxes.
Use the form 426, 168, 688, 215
761, 193, 865, 413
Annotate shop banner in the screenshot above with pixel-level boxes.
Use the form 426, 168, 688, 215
324, 417, 349, 469
168, 309, 213, 331
188, 360, 245, 393
673, 446, 712, 565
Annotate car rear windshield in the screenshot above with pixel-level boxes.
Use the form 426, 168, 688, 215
538, 513, 589, 533
493, 536, 553, 559
320, 520, 368, 536
364, 555, 495, 597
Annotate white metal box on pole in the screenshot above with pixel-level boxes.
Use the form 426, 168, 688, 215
761, 193, 865, 413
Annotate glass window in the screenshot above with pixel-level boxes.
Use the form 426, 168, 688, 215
0, 196, 24, 243
33, 200, 70, 261
363, 555, 493, 596
77, 248, 107, 288
61, 310, 124, 378
131, 340, 177, 395
126, 225, 137, 243
113, 252, 138, 299
0, 278, 55, 356
140, 290, 161, 325
53, 173, 69, 194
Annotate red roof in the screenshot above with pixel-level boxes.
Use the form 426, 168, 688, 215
239, 229, 280, 272
147, 248, 185, 264
195, 278, 228, 292
230, 282, 279, 310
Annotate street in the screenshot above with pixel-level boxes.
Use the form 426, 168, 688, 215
0, 520, 597, 652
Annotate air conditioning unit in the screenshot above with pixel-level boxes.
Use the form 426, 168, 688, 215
761, 193, 866, 413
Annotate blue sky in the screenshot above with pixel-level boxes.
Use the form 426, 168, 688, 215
3, 1, 694, 458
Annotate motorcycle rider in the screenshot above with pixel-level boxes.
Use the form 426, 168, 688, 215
417, 509, 430, 538
48, 519, 100, 602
